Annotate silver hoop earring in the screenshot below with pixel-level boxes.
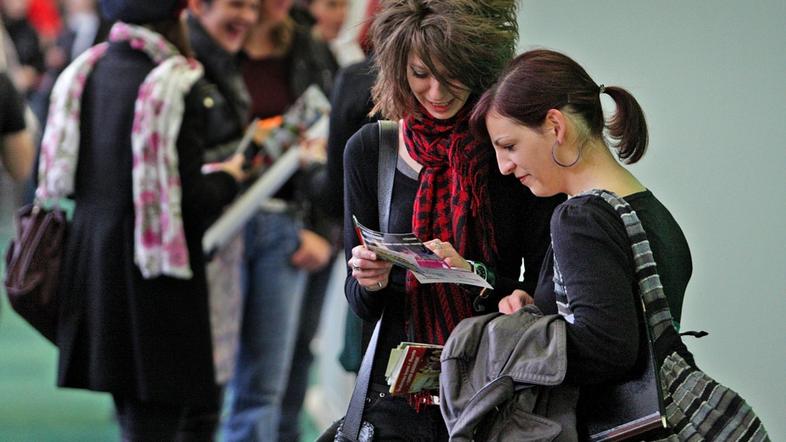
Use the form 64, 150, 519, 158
551, 141, 581, 168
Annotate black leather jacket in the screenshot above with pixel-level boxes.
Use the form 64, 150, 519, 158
187, 14, 251, 162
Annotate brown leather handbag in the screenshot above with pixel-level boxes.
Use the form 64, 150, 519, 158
4, 203, 67, 344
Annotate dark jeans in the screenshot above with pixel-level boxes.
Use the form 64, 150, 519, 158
113, 394, 220, 442
316, 393, 448, 442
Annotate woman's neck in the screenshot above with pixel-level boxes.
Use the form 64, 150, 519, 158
564, 140, 646, 197
244, 21, 287, 58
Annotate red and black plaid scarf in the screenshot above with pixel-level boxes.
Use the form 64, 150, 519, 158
403, 103, 498, 344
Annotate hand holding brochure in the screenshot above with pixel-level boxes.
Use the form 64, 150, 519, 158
353, 216, 492, 289
202, 85, 330, 255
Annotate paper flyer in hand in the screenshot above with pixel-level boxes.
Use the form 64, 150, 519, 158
352, 216, 492, 289
385, 342, 443, 395
203, 85, 330, 255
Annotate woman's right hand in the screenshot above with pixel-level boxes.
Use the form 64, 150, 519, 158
202, 153, 247, 182
349, 245, 393, 292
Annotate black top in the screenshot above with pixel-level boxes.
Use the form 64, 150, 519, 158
343, 122, 563, 386
3, 17, 45, 73
322, 56, 377, 219
0, 72, 26, 135
237, 23, 339, 239
534, 191, 692, 385
187, 14, 250, 159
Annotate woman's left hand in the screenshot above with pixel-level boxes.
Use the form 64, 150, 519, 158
291, 229, 333, 272
424, 239, 471, 271
498, 289, 534, 315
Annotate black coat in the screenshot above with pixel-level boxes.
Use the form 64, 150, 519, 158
55, 41, 238, 406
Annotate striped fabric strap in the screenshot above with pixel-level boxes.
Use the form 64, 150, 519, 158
580, 189, 676, 342
585, 189, 770, 442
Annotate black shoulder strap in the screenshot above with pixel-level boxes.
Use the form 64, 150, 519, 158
377, 120, 399, 234
341, 120, 399, 441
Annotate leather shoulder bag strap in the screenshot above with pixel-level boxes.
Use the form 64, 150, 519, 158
341, 120, 400, 441
377, 120, 399, 233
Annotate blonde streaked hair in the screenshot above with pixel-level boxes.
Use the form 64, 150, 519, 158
369, 0, 519, 120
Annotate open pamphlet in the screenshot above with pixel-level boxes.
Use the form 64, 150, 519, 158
352, 216, 493, 289
386, 342, 443, 395
202, 85, 330, 256
235, 84, 331, 174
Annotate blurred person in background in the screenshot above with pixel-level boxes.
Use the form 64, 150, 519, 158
30, 0, 111, 132
0, 68, 34, 182
48, 0, 246, 439
186, 0, 259, 422
26, 0, 61, 44
221, 0, 337, 440
319, 0, 379, 383
293, 0, 360, 67
306, 0, 347, 43
187, 0, 259, 161
0, 0, 44, 95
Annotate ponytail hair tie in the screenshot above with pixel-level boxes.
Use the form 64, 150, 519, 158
598, 84, 606, 94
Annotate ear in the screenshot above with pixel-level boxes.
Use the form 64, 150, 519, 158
188, 0, 205, 17
544, 109, 568, 144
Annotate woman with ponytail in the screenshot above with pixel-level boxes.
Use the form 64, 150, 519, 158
470, 48, 694, 427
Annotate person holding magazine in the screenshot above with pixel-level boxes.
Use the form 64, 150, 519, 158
221, 0, 339, 440
468, 49, 769, 439
323, 1, 563, 439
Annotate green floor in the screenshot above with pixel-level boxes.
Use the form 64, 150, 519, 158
0, 220, 320, 441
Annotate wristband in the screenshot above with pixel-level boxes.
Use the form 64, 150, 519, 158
467, 260, 495, 287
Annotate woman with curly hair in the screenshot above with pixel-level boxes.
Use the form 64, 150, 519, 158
323, 0, 563, 438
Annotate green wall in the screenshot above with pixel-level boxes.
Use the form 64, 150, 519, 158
518, 1, 786, 438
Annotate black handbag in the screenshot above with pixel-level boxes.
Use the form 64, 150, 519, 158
4, 203, 67, 344
586, 189, 770, 441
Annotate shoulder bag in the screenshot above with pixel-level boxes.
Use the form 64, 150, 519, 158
588, 189, 769, 441
332, 120, 399, 441
4, 202, 68, 344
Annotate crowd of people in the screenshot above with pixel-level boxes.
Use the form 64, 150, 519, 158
3, 0, 758, 441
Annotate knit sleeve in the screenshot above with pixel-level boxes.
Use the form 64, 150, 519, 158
550, 196, 640, 385
342, 123, 386, 321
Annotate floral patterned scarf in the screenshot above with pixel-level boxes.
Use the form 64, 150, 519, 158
36, 22, 203, 280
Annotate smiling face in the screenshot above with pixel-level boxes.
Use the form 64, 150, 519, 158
406, 52, 471, 120
192, 0, 260, 54
486, 110, 564, 197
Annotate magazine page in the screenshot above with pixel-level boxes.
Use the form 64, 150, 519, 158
202, 85, 330, 255
353, 216, 492, 289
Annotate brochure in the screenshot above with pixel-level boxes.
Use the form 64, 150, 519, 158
352, 216, 492, 289
202, 85, 330, 256
386, 342, 443, 395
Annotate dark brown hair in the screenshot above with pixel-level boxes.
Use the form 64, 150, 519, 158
471, 49, 648, 164
151, 18, 194, 58
369, 0, 518, 120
